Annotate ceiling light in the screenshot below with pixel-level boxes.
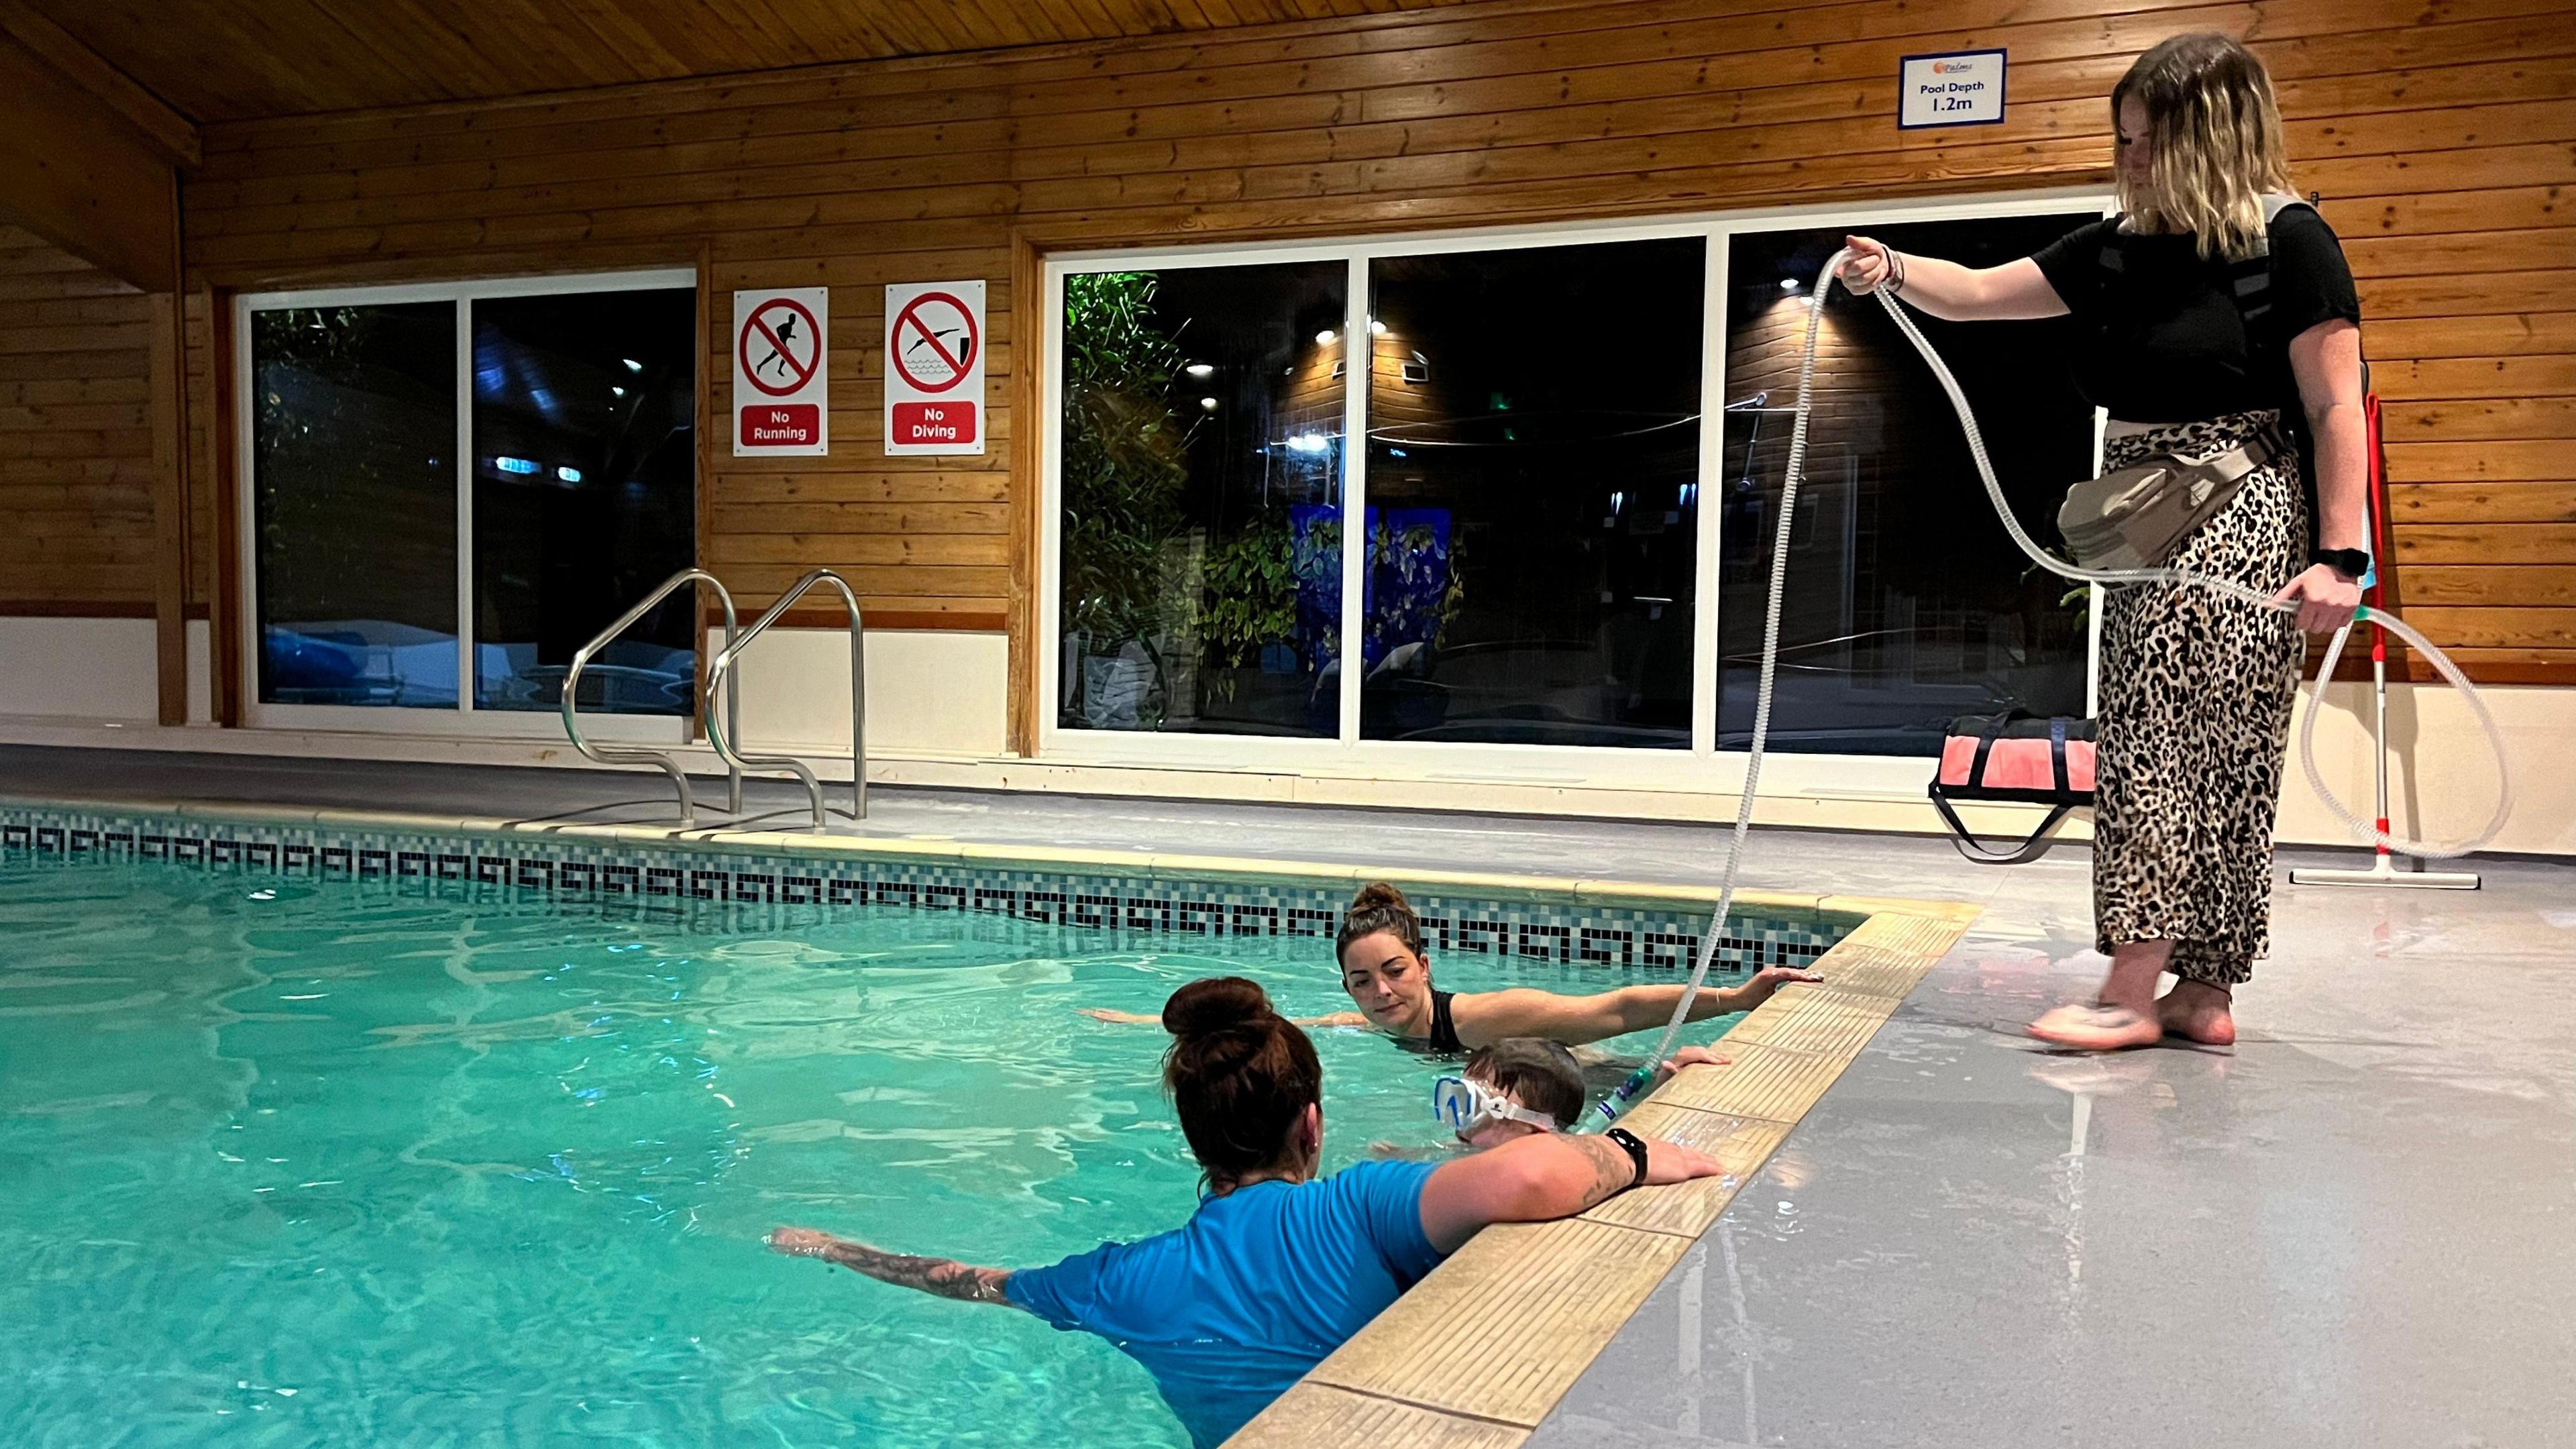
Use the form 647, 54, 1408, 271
1368, 319, 1387, 336
623, 358, 643, 372
1199, 396, 1218, 410
1185, 362, 1214, 378
1780, 278, 1801, 292
1316, 329, 1338, 346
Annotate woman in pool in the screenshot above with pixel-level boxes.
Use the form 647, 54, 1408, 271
1084, 881, 1818, 1053
770, 976, 1721, 1449
1322, 881, 1821, 1052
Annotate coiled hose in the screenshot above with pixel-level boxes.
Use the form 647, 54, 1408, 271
1593, 247, 2511, 1126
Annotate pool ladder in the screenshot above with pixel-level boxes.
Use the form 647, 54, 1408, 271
561, 567, 865, 831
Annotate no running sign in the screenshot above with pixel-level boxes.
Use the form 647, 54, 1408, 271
734, 286, 828, 456
884, 280, 985, 456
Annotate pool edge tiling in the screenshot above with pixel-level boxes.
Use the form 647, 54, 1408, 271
0, 794, 1858, 974
1224, 901, 1980, 1449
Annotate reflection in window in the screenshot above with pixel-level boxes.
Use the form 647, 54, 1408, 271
1718, 217, 2097, 754
1057, 263, 1346, 735
252, 303, 458, 707
471, 290, 696, 713
1362, 238, 1705, 746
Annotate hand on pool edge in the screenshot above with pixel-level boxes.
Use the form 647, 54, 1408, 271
1723, 965, 1824, 1012
1653, 1044, 1733, 1083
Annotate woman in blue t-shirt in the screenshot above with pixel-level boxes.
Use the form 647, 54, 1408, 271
768, 975, 1722, 1448
1834, 34, 2369, 1053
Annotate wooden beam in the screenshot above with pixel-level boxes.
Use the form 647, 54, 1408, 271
0, 3, 197, 168
205, 280, 241, 727
1006, 229, 1043, 757
0, 32, 176, 290
148, 286, 185, 723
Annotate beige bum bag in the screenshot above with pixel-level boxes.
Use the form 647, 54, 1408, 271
2056, 422, 2284, 571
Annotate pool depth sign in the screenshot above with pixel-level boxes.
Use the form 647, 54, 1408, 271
733, 286, 828, 456
883, 280, 985, 456
1898, 49, 2006, 129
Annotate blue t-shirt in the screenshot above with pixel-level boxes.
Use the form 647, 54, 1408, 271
1005, 1159, 1445, 1448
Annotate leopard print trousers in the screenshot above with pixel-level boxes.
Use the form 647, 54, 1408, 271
2092, 409, 2310, 986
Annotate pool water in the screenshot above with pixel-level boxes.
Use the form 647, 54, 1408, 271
0, 855, 1736, 1448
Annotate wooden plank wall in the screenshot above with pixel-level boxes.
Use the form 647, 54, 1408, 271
166, 0, 2576, 728
0, 224, 157, 613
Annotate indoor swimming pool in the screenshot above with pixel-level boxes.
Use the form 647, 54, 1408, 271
0, 852, 1756, 1448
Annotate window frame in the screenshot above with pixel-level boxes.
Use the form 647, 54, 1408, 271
1037, 189, 2113, 796
231, 268, 699, 740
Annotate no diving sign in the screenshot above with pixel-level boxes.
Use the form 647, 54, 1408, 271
734, 286, 828, 456
885, 280, 985, 456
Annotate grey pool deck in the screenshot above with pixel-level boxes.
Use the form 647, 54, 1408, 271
4, 745, 2570, 1448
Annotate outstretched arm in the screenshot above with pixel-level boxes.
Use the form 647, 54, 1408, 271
767, 1227, 1018, 1308
1417, 1130, 1721, 1252
1455, 966, 1820, 1046
1833, 236, 2067, 322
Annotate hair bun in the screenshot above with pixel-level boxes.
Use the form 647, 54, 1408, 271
1350, 881, 1410, 912
1162, 976, 1273, 1038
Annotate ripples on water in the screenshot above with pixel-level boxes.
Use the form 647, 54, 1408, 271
0, 857, 1706, 1447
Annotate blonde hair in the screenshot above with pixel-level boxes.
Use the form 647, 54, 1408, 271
2112, 34, 2296, 260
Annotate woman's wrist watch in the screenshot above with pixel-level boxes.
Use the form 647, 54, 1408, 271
1604, 1127, 1652, 1189
2310, 547, 2369, 582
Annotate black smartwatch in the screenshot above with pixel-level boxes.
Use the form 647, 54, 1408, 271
2310, 547, 2369, 582
1603, 1127, 1652, 1190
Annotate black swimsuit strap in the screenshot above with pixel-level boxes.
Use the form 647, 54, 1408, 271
1427, 989, 1462, 1054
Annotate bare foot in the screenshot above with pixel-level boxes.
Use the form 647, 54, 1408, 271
2027, 1002, 2163, 1051
2155, 981, 2237, 1046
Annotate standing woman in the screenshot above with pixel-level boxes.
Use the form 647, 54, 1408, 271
1837, 33, 2365, 1050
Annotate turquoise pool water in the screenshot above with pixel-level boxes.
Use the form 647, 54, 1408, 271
0, 855, 1736, 1448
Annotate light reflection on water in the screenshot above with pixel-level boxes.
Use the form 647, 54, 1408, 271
0, 857, 1721, 1447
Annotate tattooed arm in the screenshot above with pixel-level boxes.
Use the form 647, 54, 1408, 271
1415, 1130, 1722, 1254
767, 1227, 1018, 1308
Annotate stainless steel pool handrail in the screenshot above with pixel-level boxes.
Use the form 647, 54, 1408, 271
561, 568, 743, 828
706, 568, 865, 830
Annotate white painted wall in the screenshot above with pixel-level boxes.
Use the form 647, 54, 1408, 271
186, 619, 211, 724
9, 614, 2567, 860
712, 627, 1008, 759
2279, 682, 2572, 858
0, 617, 160, 719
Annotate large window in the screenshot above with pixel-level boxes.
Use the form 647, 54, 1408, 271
1363, 239, 1703, 747
244, 272, 697, 727
1044, 197, 2108, 774
1718, 216, 2097, 754
1056, 263, 1346, 735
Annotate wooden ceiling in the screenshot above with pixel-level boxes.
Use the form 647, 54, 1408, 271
23, 0, 1485, 123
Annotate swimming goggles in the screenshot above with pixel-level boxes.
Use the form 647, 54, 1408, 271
1432, 1075, 1558, 1137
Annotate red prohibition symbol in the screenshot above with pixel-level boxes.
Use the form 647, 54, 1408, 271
890, 291, 978, 394
739, 298, 821, 398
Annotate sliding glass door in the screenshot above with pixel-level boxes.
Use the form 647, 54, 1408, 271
239, 271, 698, 734
1044, 195, 2107, 784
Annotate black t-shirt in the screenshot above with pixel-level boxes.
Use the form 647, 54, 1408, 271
2029, 205, 2361, 424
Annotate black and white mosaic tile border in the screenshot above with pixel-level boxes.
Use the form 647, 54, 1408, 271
0, 806, 1847, 972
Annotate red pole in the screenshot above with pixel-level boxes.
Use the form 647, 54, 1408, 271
2363, 391, 2390, 856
